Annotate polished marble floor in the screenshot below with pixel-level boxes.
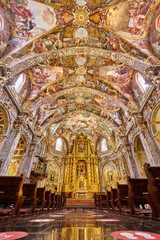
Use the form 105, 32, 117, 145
0, 209, 160, 240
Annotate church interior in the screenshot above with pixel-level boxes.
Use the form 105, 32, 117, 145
0, 0, 160, 239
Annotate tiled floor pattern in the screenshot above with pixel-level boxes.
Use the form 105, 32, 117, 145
0, 209, 160, 239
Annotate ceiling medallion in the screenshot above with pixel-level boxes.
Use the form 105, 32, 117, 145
73, 6, 90, 27
76, 66, 86, 75
76, 97, 84, 103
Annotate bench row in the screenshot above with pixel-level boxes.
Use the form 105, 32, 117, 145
95, 163, 160, 218
0, 175, 66, 220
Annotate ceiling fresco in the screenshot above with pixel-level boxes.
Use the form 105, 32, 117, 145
0, 0, 160, 147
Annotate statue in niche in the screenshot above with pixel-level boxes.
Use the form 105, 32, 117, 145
50, 171, 55, 182
79, 144, 85, 152
79, 181, 84, 189
108, 171, 113, 182
77, 160, 87, 177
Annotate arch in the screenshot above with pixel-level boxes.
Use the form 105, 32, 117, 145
134, 135, 148, 177
10, 47, 150, 76
55, 137, 63, 152
7, 135, 27, 176
25, 87, 126, 112
101, 138, 108, 152
15, 73, 26, 93
40, 110, 120, 133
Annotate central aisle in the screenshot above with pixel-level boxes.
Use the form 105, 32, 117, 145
0, 209, 160, 239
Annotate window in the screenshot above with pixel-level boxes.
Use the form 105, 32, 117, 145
0, 16, 4, 32
15, 73, 26, 93
135, 73, 149, 93
101, 138, 107, 152
55, 138, 62, 151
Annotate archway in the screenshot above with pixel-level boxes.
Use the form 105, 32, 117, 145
7, 135, 27, 176
134, 136, 148, 177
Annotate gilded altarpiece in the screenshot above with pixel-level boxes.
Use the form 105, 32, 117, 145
63, 134, 100, 196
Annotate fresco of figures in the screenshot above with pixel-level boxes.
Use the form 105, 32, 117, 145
64, 113, 98, 132
96, 65, 151, 104
35, 90, 123, 126
150, 6, 160, 58
26, 66, 65, 101
0, 0, 58, 58
0, 0, 74, 62
0, 6, 10, 57
89, 0, 159, 63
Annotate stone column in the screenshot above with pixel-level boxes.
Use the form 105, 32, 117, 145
139, 131, 156, 166
16, 140, 33, 176
121, 137, 140, 177
116, 156, 123, 180
0, 121, 22, 175
136, 113, 157, 165
143, 130, 160, 165
21, 142, 37, 180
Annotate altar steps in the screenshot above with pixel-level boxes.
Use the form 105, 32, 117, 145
66, 198, 95, 208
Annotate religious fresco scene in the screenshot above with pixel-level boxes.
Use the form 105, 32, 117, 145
0, 0, 160, 239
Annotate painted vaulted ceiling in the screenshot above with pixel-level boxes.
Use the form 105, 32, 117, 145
0, 0, 160, 148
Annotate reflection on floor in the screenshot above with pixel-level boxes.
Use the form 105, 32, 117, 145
0, 209, 160, 240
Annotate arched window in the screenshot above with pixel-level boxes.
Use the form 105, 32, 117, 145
55, 138, 62, 151
135, 73, 149, 93
101, 138, 107, 152
0, 15, 4, 32
15, 73, 26, 93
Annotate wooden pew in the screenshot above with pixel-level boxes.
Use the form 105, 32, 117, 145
99, 193, 107, 210
94, 193, 99, 208
35, 187, 45, 213
61, 192, 66, 209
127, 177, 152, 216
58, 194, 62, 209
106, 190, 112, 211
18, 182, 37, 216
111, 187, 118, 212
144, 163, 160, 218
0, 174, 25, 219
117, 183, 130, 214
55, 193, 60, 209
44, 190, 51, 212
51, 193, 55, 210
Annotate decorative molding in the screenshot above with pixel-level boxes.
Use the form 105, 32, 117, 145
9, 47, 151, 77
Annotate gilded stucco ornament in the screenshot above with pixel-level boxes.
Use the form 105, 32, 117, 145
73, 6, 90, 27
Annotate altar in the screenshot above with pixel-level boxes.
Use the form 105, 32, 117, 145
72, 191, 88, 199
63, 134, 100, 195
